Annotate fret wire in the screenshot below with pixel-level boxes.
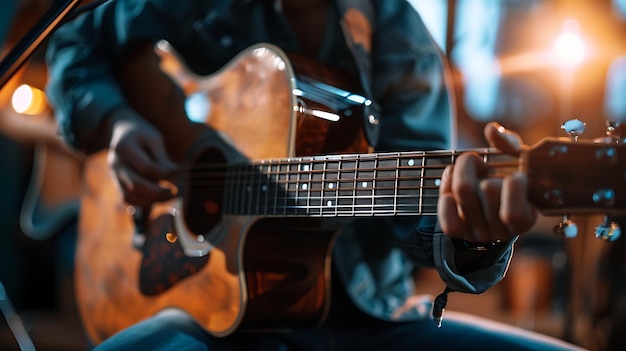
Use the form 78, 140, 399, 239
333, 159, 342, 216
285, 161, 291, 216
394, 154, 399, 215
303, 159, 309, 215
295, 160, 301, 215
351, 158, 357, 216
314, 160, 320, 213
270, 161, 275, 216
311, 161, 328, 216
281, 160, 289, 216
275, 160, 282, 216
296, 159, 303, 215
353, 157, 359, 215
296, 159, 301, 215
304, 160, 310, 215
302, 160, 309, 214
294, 160, 300, 214
371, 155, 377, 215
306, 159, 312, 214
282, 161, 288, 215
316, 160, 322, 214
419, 155, 424, 215
288, 159, 295, 216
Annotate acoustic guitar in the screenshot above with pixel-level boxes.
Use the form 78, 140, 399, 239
75, 41, 626, 345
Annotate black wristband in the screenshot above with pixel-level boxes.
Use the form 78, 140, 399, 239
451, 237, 508, 274
450, 237, 503, 252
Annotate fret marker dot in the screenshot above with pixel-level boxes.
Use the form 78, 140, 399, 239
302, 184, 308, 190
302, 165, 310, 171
327, 200, 333, 206
408, 159, 415, 166
435, 179, 441, 186
362, 181, 368, 188
261, 185, 267, 192
328, 183, 335, 189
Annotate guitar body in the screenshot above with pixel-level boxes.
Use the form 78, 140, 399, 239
77, 43, 370, 344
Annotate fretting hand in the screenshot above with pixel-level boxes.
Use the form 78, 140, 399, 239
437, 122, 538, 244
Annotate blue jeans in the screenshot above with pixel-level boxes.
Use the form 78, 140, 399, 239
92, 308, 585, 351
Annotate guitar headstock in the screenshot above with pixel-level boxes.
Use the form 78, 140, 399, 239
524, 119, 626, 241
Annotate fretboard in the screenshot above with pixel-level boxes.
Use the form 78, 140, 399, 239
217, 149, 516, 217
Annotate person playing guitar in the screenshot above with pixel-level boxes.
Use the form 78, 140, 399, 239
44, 0, 587, 350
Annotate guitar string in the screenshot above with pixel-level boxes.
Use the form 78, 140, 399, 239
178, 160, 518, 216
183, 161, 520, 176
184, 163, 520, 187
179, 149, 508, 171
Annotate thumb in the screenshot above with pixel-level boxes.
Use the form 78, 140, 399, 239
484, 122, 524, 156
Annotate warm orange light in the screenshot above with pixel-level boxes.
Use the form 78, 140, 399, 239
165, 232, 178, 243
11, 84, 47, 115
550, 19, 587, 70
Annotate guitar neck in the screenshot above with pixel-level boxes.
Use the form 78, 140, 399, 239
206, 149, 518, 217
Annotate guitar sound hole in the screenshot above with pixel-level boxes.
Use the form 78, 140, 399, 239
183, 148, 226, 237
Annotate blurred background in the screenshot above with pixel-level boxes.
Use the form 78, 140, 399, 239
1, 0, 626, 350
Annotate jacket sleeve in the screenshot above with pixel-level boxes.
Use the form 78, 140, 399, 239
45, 0, 213, 154
432, 232, 516, 293
371, 0, 513, 294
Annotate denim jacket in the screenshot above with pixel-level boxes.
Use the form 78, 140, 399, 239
46, 0, 515, 323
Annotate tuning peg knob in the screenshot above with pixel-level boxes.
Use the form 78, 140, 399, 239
554, 215, 578, 238
595, 217, 622, 242
561, 119, 586, 141
605, 120, 624, 143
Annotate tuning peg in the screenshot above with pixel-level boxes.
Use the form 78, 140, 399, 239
605, 120, 624, 143
595, 217, 622, 242
554, 215, 578, 238
561, 119, 586, 141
